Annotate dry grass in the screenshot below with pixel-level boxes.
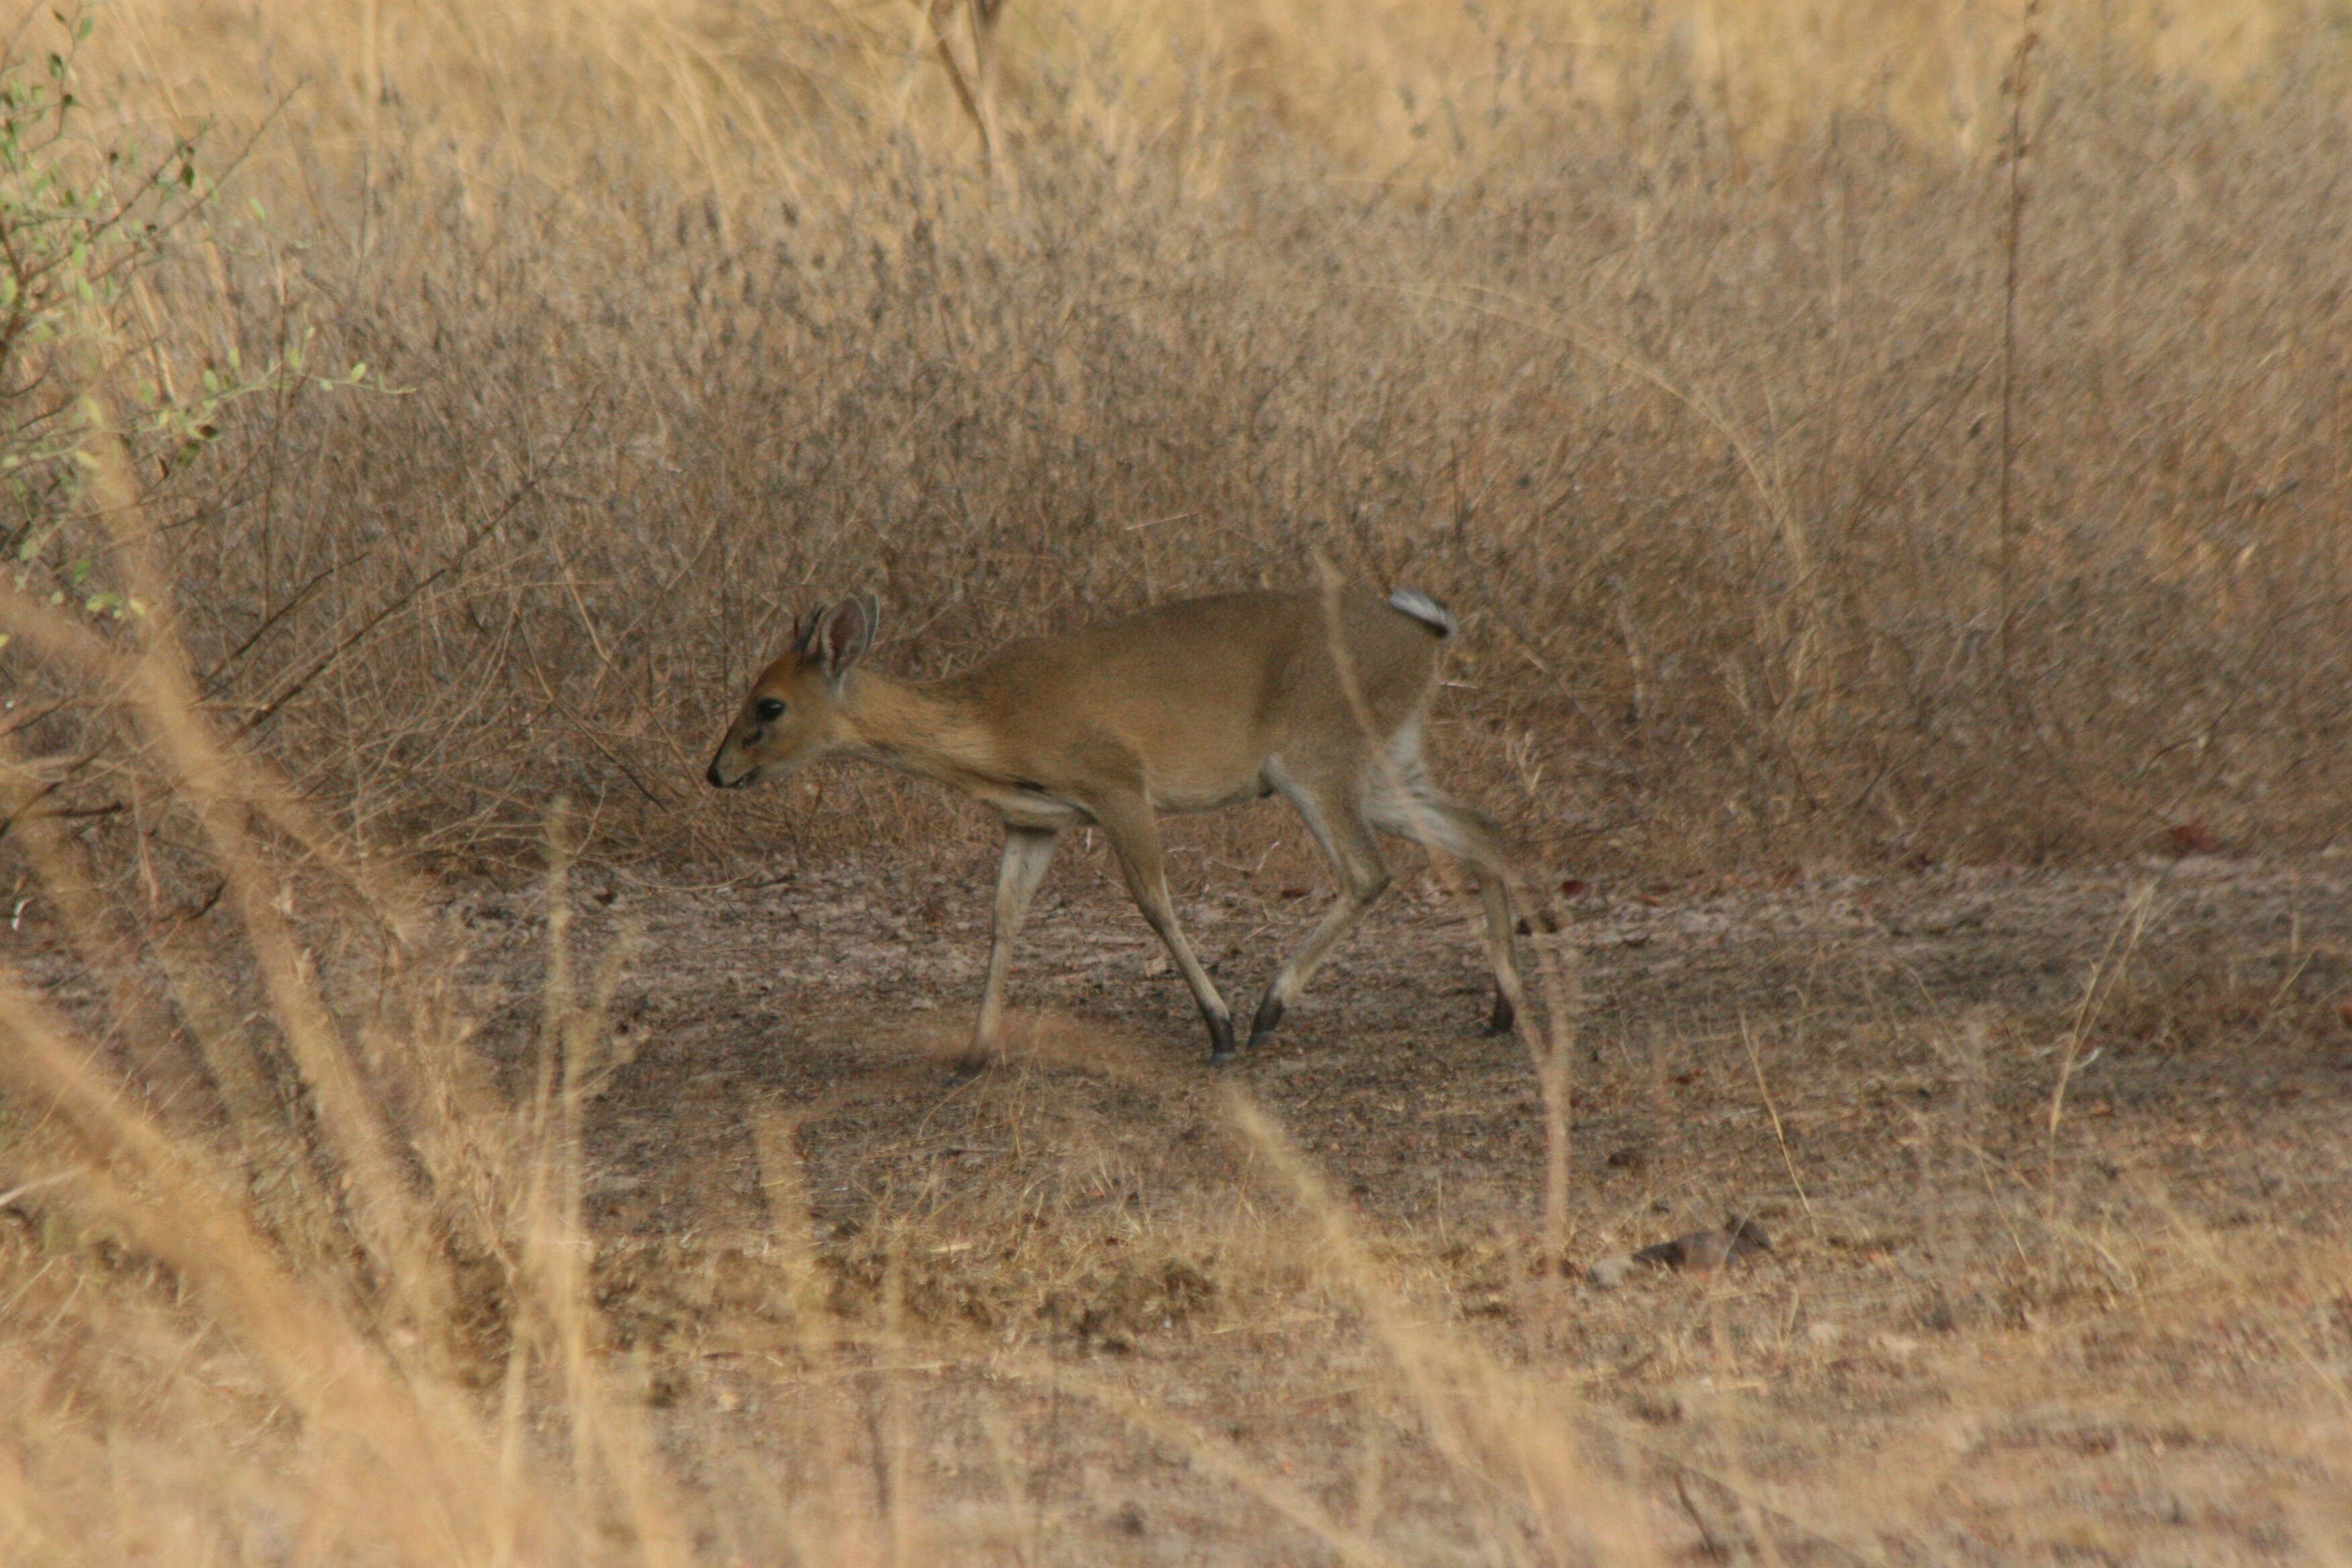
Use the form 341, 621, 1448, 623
4, 1, 2352, 1563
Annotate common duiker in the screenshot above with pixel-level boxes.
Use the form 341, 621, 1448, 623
707, 587, 1526, 1069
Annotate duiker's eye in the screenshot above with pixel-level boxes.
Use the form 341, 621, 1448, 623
754, 697, 787, 722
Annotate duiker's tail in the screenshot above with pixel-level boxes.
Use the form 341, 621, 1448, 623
1387, 588, 1458, 640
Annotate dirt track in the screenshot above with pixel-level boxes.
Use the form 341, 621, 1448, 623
440, 850, 2352, 1563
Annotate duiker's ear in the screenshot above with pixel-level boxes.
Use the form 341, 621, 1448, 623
812, 594, 879, 682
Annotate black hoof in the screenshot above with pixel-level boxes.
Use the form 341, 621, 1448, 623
1204, 1012, 1237, 1065
1208, 1048, 1240, 1068
1484, 993, 1516, 1035
1246, 995, 1285, 1055
948, 1053, 993, 1082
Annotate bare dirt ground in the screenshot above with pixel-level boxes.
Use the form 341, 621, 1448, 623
430, 847, 2352, 1564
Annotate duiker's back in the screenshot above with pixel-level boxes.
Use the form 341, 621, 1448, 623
946, 589, 1444, 756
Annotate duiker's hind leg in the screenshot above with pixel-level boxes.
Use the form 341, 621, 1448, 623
1247, 759, 1393, 1052
1367, 766, 1528, 1034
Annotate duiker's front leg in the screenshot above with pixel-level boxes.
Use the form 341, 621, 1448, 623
1089, 794, 1238, 1063
962, 825, 1059, 1075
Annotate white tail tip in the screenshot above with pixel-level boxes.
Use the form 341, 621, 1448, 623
1387, 589, 1457, 639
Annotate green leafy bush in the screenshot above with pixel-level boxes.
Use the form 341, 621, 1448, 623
0, 7, 364, 625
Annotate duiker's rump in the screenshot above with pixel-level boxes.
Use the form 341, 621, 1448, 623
707, 587, 1526, 1070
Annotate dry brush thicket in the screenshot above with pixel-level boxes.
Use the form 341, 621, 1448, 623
15, 0, 2351, 882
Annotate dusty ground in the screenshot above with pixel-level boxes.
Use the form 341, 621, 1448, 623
430, 846, 2352, 1565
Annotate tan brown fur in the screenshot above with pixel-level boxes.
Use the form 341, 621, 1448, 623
707, 588, 1525, 1067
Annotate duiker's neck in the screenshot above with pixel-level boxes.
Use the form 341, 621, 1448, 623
838, 671, 999, 784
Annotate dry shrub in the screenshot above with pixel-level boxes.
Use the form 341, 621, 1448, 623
0, 0, 2334, 887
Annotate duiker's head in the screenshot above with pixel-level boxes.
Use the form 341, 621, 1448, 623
705, 595, 879, 789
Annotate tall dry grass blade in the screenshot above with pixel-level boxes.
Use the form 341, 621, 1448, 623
750, 1103, 893, 1567
2043, 878, 2159, 1243
81, 401, 452, 1326
550, 840, 693, 1568
1996, 4, 2042, 713
151, 919, 346, 1253
1741, 1014, 1816, 1232
0, 729, 212, 1117
1224, 1091, 1662, 1567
